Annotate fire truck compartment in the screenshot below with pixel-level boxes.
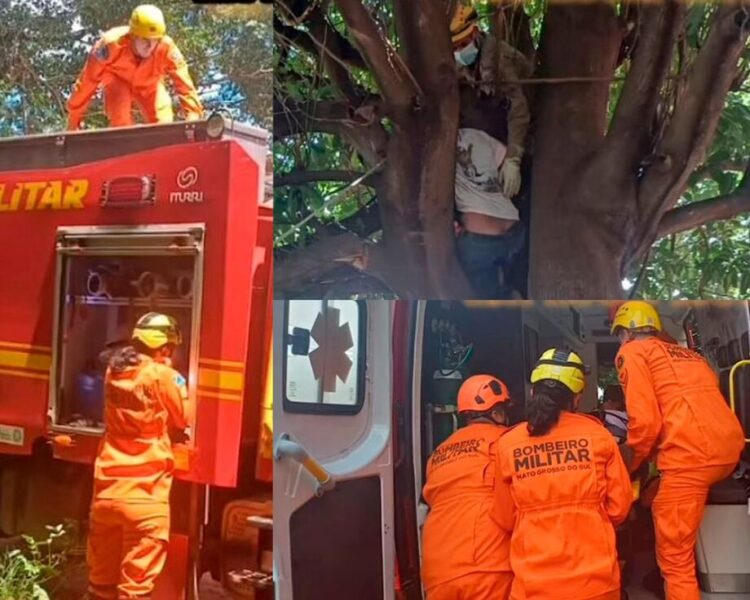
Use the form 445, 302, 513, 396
50, 225, 204, 434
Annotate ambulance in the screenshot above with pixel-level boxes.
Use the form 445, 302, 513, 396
274, 300, 750, 600
0, 117, 273, 599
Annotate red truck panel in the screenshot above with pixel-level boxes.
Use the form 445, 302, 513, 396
0, 140, 261, 488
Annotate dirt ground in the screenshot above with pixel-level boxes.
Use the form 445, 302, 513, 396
52, 561, 238, 599
198, 573, 235, 599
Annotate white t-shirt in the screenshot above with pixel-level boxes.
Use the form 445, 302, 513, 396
455, 128, 519, 221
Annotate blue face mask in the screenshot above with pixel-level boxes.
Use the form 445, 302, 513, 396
454, 41, 479, 67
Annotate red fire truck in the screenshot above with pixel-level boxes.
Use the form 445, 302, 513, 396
0, 117, 273, 599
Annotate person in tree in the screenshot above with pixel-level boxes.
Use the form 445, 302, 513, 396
449, 0, 531, 299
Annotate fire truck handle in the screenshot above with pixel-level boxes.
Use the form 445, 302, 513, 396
247, 515, 273, 530
729, 359, 750, 443
274, 433, 335, 497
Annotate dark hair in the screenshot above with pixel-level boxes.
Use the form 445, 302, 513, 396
526, 382, 574, 436
461, 404, 506, 424
108, 345, 142, 373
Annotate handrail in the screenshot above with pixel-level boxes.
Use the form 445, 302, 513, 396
729, 359, 750, 443
274, 433, 335, 497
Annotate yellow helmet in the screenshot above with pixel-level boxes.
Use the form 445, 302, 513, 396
610, 300, 662, 335
132, 312, 182, 349
450, 0, 478, 44
530, 348, 588, 395
129, 5, 166, 40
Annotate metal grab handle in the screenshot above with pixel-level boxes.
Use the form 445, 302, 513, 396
247, 515, 273, 530
729, 359, 750, 443
274, 433, 335, 497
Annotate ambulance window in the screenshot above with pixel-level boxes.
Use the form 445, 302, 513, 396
283, 300, 365, 415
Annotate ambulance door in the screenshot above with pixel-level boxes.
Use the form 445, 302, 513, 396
274, 300, 395, 600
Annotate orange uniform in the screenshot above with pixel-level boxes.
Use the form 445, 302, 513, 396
615, 337, 745, 600
68, 26, 203, 130
422, 422, 512, 599
493, 413, 633, 600
88, 353, 189, 600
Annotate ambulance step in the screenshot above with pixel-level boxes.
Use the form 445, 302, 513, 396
227, 569, 273, 590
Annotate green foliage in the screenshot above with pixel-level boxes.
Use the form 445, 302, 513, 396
0, 524, 70, 600
632, 90, 750, 299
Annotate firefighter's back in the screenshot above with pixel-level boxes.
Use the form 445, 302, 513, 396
619, 337, 744, 470
496, 412, 631, 600
421, 422, 509, 591
94, 349, 187, 504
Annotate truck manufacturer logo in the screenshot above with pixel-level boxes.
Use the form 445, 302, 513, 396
170, 167, 204, 204
177, 167, 199, 189
0, 179, 88, 212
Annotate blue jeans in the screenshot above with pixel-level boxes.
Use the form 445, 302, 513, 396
456, 222, 525, 299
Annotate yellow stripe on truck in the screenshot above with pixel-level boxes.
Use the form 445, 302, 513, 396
0, 349, 51, 372
0, 367, 49, 381
198, 390, 243, 403
197, 367, 244, 392
0, 341, 51, 353
198, 358, 245, 370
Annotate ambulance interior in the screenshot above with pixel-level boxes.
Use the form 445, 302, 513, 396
411, 301, 750, 599
52, 250, 199, 436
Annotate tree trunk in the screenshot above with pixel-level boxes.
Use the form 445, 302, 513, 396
529, 1, 625, 298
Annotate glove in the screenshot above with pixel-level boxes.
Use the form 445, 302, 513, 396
498, 157, 521, 198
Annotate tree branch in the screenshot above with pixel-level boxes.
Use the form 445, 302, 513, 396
691, 159, 747, 183
334, 0, 420, 109
629, 3, 750, 264
273, 96, 387, 165
656, 191, 750, 238
274, 13, 366, 70
275, 3, 369, 105
392, 0, 453, 96
275, 230, 392, 296
657, 159, 750, 237
275, 169, 381, 187
607, 1, 685, 161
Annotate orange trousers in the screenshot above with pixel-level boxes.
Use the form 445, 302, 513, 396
87, 499, 170, 600
510, 588, 619, 600
652, 464, 736, 600
426, 571, 512, 600
104, 77, 174, 127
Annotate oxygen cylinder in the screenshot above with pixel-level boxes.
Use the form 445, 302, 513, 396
75, 366, 104, 423
429, 369, 463, 450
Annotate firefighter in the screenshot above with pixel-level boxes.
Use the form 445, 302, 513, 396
450, 1, 530, 298
421, 374, 514, 600
492, 349, 633, 600
450, 0, 530, 194
67, 5, 204, 130
611, 301, 745, 600
87, 312, 190, 600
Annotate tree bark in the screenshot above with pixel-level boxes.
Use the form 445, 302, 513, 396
528, 1, 624, 298
332, 0, 471, 298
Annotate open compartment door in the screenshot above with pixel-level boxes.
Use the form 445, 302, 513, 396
49, 224, 205, 462
273, 300, 396, 600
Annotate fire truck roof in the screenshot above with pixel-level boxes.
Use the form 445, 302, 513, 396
0, 117, 269, 172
